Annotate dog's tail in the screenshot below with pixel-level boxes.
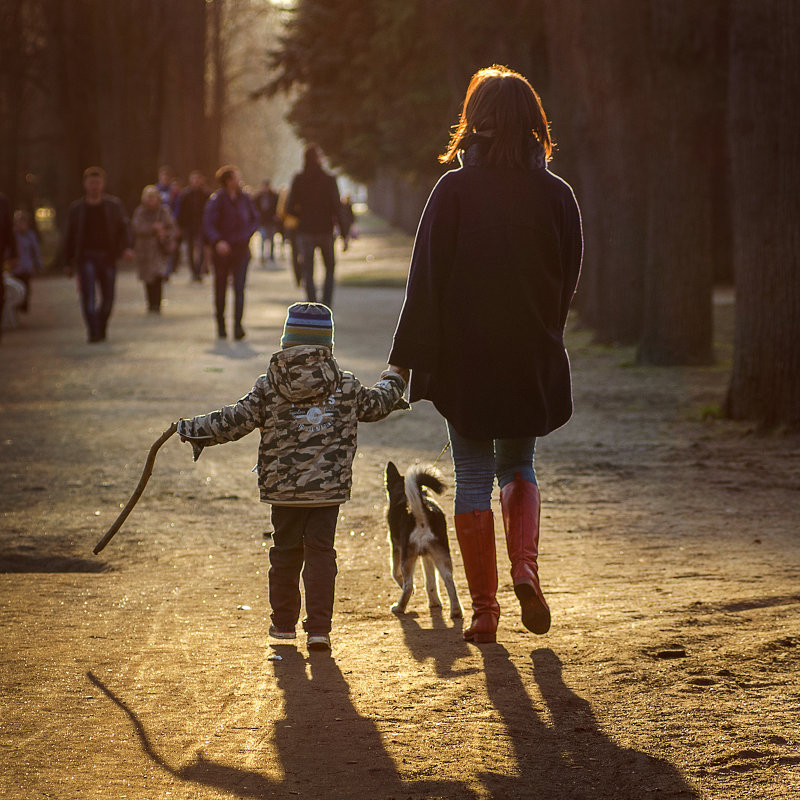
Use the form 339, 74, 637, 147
405, 465, 446, 528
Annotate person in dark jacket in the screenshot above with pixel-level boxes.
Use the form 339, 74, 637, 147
286, 146, 346, 307
202, 165, 258, 340
253, 179, 280, 266
63, 167, 133, 343
388, 65, 583, 644
177, 170, 210, 282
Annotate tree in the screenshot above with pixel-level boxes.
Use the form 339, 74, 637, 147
636, 1, 728, 366
541, 0, 648, 345
1, 0, 211, 224
266, 0, 547, 230
0, 1, 49, 212
725, 1, 800, 429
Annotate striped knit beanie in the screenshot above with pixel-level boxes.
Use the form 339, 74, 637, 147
280, 302, 334, 349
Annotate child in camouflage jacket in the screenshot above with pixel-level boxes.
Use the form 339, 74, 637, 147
178, 303, 407, 651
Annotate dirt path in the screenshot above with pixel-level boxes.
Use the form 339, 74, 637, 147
1, 219, 799, 799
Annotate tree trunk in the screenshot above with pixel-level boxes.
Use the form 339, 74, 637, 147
636, 1, 724, 366
725, 1, 800, 428
207, 0, 225, 170
542, 0, 648, 344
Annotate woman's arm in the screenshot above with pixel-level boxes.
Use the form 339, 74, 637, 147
558, 187, 584, 330
353, 371, 408, 422
388, 176, 459, 373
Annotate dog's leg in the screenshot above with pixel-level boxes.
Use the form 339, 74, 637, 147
392, 554, 416, 615
431, 550, 463, 619
422, 555, 442, 609
390, 541, 403, 588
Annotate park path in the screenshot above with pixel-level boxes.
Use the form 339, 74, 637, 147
1, 217, 799, 799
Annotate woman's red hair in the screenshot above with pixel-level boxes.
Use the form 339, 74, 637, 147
440, 65, 552, 166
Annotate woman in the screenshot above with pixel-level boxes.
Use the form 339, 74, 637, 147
132, 185, 176, 313
388, 65, 583, 643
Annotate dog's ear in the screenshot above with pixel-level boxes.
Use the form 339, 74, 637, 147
385, 461, 400, 485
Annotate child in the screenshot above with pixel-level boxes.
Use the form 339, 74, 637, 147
178, 302, 407, 651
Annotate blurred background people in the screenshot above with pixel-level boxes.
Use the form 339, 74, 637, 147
202, 165, 258, 340
12, 210, 42, 313
286, 145, 346, 307
254, 179, 280, 267
155, 165, 173, 206
0, 193, 18, 341
131, 184, 177, 314
62, 167, 133, 343
177, 170, 209, 282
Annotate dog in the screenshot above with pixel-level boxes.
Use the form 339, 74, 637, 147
385, 461, 462, 619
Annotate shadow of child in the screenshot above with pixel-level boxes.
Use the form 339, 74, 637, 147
274, 646, 477, 798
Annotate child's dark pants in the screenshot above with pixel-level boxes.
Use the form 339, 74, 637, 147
269, 504, 339, 634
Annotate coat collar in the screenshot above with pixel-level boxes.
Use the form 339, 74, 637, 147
459, 133, 546, 170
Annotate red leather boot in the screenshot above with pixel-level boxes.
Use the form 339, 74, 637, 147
455, 509, 500, 643
500, 476, 551, 634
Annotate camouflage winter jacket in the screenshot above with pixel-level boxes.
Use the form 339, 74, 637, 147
178, 346, 407, 506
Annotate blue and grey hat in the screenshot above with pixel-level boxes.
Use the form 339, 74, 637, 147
280, 302, 334, 349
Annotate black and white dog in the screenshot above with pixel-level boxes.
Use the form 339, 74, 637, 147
385, 461, 462, 619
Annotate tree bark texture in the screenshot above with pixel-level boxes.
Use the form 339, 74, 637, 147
636, 1, 725, 366
8, 0, 210, 222
543, 1, 651, 344
725, 1, 800, 428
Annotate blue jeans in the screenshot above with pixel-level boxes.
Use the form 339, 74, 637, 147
447, 422, 537, 514
77, 252, 116, 340
212, 242, 250, 327
298, 233, 336, 307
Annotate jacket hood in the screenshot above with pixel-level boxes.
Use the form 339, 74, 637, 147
267, 346, 341, 403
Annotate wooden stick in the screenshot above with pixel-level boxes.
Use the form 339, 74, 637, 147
93, 422, 178, 555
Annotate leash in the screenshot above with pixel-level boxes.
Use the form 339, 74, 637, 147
432, 440, 451, 468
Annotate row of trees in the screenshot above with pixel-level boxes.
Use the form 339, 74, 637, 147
268, 0, 799, 429
0, 0, 239, 221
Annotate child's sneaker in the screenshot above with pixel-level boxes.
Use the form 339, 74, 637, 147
269, 625, 297, 640
307, 633, 331, 651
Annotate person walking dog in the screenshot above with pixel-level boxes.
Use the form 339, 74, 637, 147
387, 65, 583, 643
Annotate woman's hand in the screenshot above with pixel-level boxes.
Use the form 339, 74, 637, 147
387, 364, 410, 384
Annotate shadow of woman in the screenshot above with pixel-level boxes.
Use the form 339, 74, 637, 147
395, 607, 480, 679
88, 652, 477, 800
478, 647, 699, 799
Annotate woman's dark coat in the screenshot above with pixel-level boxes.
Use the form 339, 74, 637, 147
389, 143, 583, 440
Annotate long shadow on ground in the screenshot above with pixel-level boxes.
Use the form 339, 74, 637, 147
480, 646, 699, 799
88, 653, 477, 800
395, 606, 480, 679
